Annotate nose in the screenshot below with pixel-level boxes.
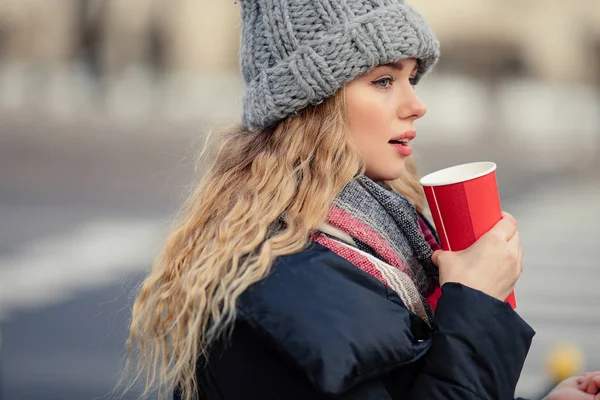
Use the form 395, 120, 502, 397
398, 87, 427, 120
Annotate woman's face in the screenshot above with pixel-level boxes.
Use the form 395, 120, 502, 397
345, 58, 427, 181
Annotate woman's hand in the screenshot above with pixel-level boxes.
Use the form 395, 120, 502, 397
544, 372, 600, 399
431, 211, 523, 302
578, 372, 600, 397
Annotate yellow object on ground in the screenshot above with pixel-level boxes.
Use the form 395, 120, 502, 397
546, 342, 585, 383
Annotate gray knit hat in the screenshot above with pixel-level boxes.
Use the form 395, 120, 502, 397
238, 0, 440, 131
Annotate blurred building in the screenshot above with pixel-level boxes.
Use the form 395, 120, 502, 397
0, 0, 79, 65
1, 0, 600, 82
413, 0, 600, 83
0, 0, 240, 76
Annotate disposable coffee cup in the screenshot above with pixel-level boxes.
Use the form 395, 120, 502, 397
419, 162, 517, 309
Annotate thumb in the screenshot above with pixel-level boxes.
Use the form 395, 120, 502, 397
431, 250, 444, 267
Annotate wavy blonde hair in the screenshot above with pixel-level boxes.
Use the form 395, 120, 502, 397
125, 86, 426, 400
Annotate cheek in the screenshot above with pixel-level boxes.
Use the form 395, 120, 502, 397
347, 95, 390, 150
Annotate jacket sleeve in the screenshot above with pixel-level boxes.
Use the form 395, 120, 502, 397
401, 282, 535, 400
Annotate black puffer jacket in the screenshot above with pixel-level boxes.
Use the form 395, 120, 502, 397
178, 241, 535, 400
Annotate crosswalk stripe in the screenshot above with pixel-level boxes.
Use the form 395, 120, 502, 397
0, 218, 165, 321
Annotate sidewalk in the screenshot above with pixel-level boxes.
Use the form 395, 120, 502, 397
509, 175, 600, 398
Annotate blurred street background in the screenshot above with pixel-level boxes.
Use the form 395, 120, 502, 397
0, 1, 599, 399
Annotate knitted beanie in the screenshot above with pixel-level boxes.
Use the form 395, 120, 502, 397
237, 0, 440, 131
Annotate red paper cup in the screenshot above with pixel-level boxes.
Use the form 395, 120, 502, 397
420, 162, 517, 309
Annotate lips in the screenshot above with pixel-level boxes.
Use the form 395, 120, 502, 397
389, 142, 413, 156
388, 130, 415, 157
388, 130, 416, 144
388, 138, 410, 145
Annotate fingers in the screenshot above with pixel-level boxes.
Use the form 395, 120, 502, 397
431, 250, 442, 267
490, 212, 518, 242
580, 372, 599, 381
518, 246, 524, 273
507, 229, 522, 277
588, 375, 600, 394
578, 373, 600, 395
517, 247, 523, 274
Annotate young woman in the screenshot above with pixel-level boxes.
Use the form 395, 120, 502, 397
126, 1, 600, 399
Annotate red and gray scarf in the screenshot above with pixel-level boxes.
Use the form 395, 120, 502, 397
312, 175, 442, 325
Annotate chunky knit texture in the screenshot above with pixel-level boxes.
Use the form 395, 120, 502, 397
237, 0, 440, 130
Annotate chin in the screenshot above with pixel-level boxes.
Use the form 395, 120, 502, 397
366, 161, 406, 181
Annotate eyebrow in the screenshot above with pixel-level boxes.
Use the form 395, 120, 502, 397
379, 61, 419, 74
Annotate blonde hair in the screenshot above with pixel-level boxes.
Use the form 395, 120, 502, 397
125, 86, 426, 400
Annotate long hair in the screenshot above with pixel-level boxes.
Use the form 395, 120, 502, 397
125, 86, 426, 400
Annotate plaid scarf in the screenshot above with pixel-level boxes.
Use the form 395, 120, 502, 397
313, 175, 442, 324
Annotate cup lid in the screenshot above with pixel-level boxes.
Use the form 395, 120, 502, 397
419, 161, 497, 187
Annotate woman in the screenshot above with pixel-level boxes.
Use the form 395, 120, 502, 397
126, 1, 600, 399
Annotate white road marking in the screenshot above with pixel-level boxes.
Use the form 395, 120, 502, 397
0, 218, 166, 321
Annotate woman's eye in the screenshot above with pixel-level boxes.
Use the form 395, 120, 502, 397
373, 77, 394, 89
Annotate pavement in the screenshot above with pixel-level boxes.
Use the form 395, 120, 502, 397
511, 175, 600, 397
0, 113, 598, 400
